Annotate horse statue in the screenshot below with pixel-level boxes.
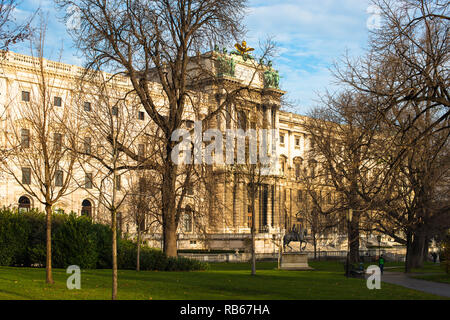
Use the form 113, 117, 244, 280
283, 225, 308, 252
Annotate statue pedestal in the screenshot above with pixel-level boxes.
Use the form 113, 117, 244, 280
280, 253, 313, 271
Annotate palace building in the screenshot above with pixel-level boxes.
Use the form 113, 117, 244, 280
0, 50, 396, 255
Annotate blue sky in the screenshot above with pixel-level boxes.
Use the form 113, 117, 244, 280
12, 0, 372, 115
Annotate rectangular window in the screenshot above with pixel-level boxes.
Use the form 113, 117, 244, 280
186, 184, 194, 196
55, 170, 63, 187
85, 173, 93, 189
138, 111, 145, 121
298, 190, 303, 202
84, 137, 92, 155
84, 102, 91, 112
21, 129, 30, 148
54, 133, 62, 152
139, 177, 146, 193
54, 96, 62, 107
138, 144, 145, 158
22, 167, 31, 185
280, 134, 285, 145
22, 91, 30, 102
295, 136, 300, 147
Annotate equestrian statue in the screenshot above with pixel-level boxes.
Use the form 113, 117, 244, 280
283, 225, 308, 252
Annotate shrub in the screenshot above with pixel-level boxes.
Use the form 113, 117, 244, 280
118, 239, 208, 271
0, 209, 207, 271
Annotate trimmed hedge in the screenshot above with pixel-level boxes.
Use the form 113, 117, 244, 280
0, 209, 207, 271
118, 239, 208, 271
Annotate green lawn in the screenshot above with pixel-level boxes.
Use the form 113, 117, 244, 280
0, 261, 447, 300
386, 262, 445, 273
412, 274, 450, 284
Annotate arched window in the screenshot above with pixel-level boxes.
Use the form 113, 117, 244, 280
293, 157, 303, 179
183, 206, 193, 233
237, 110, 247, 130
279, 155, 287, 175
81, 199, 93, 218
18, 196, 31, 213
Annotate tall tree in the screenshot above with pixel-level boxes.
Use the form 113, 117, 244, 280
0, 21, 80, 284
55, 0, 272, 257
73, 69, 153, 299
303, 91, 385, 263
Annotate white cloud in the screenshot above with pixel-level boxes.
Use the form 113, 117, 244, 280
244, 0, 372, 113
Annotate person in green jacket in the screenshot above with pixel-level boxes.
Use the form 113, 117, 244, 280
378, 255, 385, 275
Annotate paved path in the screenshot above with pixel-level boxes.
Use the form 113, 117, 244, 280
382, 272, 450, 298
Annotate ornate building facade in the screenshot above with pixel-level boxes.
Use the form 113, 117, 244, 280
0, 51, 394, 254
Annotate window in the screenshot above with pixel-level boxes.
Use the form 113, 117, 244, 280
22, 91, 30, 102
54, 133, 62, 152
112, 106, 118, 116
22, 167, 31, 185
54, 96, 62, 107
298, 190, 303, 202
84, 137, 92, 155
21, 129, 30, 148
327, 192, 333, 205
115, 175, 121, 191
55, 170, 63, 187
84, 102, 91, 112
295, 136, 301, 147
279, 156, 287, 175
138, 144, 145, 158
139, 177, 146, 193
309, 160, 317, 179
294, 158, 303, 179
183, 206, 193, 232
18, 196, 31, 213
81, 199, 92, 217
280, 134, 285, 145
138, 111, 145, 121
85, 173, 93, 189
186, 184, 194, 196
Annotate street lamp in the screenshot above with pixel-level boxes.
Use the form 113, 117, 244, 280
346, 208, 353, 278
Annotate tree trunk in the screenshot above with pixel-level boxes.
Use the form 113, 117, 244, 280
405, 230, 412, 273
112, 208, 118, 300
136, 224, 141, 272
348, 215, 360, 264
162, 156, 178, 257
313, 234, 317, 260
410, 232, 426, 269
45, 203, 54, 284
251, 196, 256, 276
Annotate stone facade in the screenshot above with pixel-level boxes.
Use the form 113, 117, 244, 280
0, 51, 401, 254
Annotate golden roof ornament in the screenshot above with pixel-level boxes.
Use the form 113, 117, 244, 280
234, 41, 254, 55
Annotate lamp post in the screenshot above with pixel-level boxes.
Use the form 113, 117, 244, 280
346, 208, 353, 278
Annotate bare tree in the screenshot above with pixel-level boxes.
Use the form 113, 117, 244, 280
331, 0, 449, 270
73, 69, 153, 299
55, 0, 281, 257
302, 91, 386, 264
0, 0, 34, 53
127, 172, 161, 271
0, 21, 80, 284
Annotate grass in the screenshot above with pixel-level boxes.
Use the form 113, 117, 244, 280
386, 262, 445, 273
412, 274, 450, 284
0, 261, 447, 300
